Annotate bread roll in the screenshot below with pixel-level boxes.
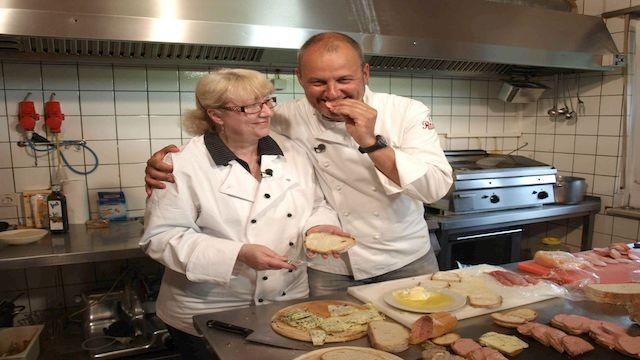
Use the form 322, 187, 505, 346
305, 232, 356, 254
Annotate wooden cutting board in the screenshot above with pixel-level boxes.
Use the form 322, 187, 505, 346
270, 300, 369, 343
292, 346, 402, 360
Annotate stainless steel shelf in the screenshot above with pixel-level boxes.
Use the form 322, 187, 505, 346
0, 221, 145, 270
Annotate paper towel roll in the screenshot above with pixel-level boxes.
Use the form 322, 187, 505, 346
62, 179, 89, 224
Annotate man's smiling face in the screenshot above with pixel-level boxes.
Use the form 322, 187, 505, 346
296, 41, 369, 121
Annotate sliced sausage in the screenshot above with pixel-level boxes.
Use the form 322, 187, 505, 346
467, 348, 486, 360
517, 322, 541, 336
481, 347, 507, 360
616, 335, 640, 356
531, 325, 551, 346
562, 336, 594, 356
592, 247, 611, 257
451, 338, 482, 357
545, 327, 568, 353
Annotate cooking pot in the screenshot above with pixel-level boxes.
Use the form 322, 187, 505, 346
554, 176, 586, 204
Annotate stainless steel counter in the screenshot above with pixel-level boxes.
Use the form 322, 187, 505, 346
431, 196, 601, 269
194, 262, 638, 360
434, 196, 601, 231
0, 221, 145, 270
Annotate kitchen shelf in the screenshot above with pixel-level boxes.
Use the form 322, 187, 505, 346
0, 221, 144, 270
602, 5, 640, 19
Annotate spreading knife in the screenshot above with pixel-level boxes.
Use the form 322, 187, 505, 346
206, 320, 314, 351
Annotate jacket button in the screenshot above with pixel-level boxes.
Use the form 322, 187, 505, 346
264, 193, 271, 199
262, 276, 268, 280
288, 269, 293, 272
336, 185, 342, 191
258, 298, 264, 303
373, 211, 379, 217
250, 219, 257, 224
343, 212, 350, 217
287, 213, 292, 218
323, 162, 330, 168
281, 292, 286, 296
289, 242, 294, 246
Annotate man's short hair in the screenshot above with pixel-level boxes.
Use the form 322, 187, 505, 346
297, 32, 365, 70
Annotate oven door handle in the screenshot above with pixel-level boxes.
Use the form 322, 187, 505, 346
455, 228, 523, 241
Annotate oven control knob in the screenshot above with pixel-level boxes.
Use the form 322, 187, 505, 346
537, 191, 549, 199
489, 195, 500, 203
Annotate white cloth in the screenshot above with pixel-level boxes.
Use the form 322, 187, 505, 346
141, 133, 340, 336
272, 87, 453, 280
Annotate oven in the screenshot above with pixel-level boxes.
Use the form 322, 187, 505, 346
435, 225, 523, 270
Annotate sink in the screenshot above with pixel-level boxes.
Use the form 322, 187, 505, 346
83, 291, 171, 359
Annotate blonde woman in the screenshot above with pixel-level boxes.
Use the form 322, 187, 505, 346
141, 68, 343, 359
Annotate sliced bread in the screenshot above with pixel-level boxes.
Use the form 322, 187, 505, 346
367, 320, 410, 353
468, 294, 502, 308
585, 283, 640, 304
431, 332, 461, 346
432, 271, 461, 283
491, 313, 527, 326
305, 232, 356, 254
503, 308, 537, 322
479, 331, 529, 356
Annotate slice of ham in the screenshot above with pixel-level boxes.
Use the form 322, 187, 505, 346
592, 247, 611, 257
522, 275, 540, 285
616, 336, 640, 356
451, 338, 482, 357
629, 252, 640, 261
517, 322, 541, 336
576, 253, 607, 267
589, 326, 619, 350
531, 325, 551, 346
562, 336, 595, 357
550, 314, 594, 335
488, 270, 530, 287
545, 327, 568, 353
468, 348, 487, 360
609, 243, 630, 254
409, 312, 458, 344
481, 347, 508, 360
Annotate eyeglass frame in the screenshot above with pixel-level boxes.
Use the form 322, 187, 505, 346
219, 97, 277, 114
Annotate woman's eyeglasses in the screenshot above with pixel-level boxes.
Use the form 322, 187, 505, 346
221, 97, 277, 114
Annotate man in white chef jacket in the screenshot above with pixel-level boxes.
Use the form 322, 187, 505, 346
145, 32, 453, 296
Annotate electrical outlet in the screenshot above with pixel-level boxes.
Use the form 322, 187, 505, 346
0, 193, 19, 207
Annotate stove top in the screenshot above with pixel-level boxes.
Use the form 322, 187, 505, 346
445, 150, 556, 180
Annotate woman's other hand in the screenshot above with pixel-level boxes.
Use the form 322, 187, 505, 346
238, 244, 296, 271
145, 145, 180, 196
305, 225, 352, 260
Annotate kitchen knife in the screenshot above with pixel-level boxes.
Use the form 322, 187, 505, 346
206, 320, 314, 351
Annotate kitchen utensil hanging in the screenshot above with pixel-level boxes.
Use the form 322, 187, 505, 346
576, 73, 585, 115
547, 74, 561, 117
558, 73, 569, 117
564, 75, 576, 120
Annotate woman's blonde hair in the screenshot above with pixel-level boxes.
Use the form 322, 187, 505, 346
183, 68, 274, 135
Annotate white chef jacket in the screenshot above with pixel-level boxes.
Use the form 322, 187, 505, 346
141, 132, 339, 336
271, 87, 453, 280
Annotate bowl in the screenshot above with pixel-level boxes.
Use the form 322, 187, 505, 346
0, 229, 48, 246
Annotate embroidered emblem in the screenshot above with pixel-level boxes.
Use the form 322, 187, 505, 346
422, 118, 435, 130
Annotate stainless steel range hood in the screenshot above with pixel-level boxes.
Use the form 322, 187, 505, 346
0, 0, 622, 75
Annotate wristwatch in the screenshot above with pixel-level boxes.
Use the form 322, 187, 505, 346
358, 135, 388, 154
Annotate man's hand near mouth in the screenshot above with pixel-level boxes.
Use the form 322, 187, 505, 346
325, 99, 378, 147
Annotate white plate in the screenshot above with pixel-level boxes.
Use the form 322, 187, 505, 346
383, 287, 467, 314
0, 229, 49, 245
293, 346, 402, 360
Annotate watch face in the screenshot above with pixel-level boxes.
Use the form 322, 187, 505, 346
377, 135, 387, 146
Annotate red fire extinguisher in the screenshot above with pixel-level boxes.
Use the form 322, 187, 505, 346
18, 93, 39, 134
45, 93, 65, 133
